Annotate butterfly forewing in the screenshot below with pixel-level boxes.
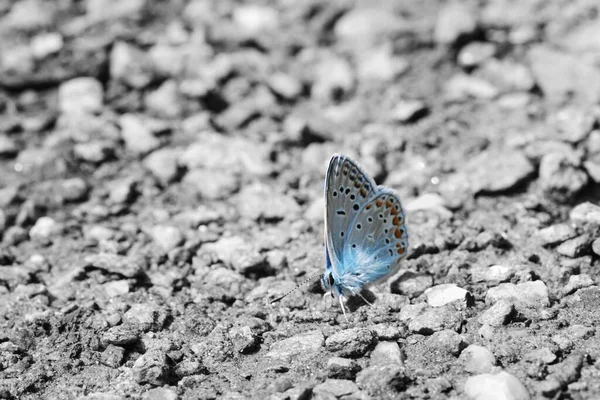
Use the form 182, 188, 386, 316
325, 154, 377, 267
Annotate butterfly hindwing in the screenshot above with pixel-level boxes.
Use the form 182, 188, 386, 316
325, 154, 377, 268
336, 188, 409, 295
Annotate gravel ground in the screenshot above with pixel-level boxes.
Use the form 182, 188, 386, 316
1, 0, 600, 399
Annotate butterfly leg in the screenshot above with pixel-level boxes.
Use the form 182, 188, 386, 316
357, 291, 374, 307
338, 295, 349, 322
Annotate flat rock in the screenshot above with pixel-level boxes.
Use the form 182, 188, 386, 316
478, 300, 515, 327
539, 152, 588, 202
459, 344, 496, 374
556, 234, 591, 258
463, 150, 534, 193
325, 328, 375, 358
434, 3, 477, 44
370, 341, 403, 365
355, 364, 409, 397
143, 148, 181, 185
58, 77, 103, 115
570, 202, 600, 224
266, 330, 324, 361
534, 223, 577, 246
120, 114, 161, 156
485, 281, 549, 311
312, 379, 359, 398
424, 284, 471, 307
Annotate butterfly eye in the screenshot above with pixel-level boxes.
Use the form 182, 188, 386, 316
328, 273, 335, 286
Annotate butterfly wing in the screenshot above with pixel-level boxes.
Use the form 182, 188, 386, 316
336, 187, 409, 295
325, 154, 377, 274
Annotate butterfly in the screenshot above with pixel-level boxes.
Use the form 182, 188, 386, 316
272, 154, 408, 320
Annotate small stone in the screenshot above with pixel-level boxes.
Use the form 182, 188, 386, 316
478, 59, 535, 93
550, 107, 595, 144
458, 42, 496, 68
325, 328, 375, 358
539, 152, 588, 202
232, 4, 279, 36
529, 45, 600, 105
355, 364, 410, 397
236, 183, 301, 221
141, 387, 178, 400
390, 271, 433, 298
485, 281, 550, 311
267, 72, 302, 101
110, 41, 154, 89
143, 148, 180, 185
556, 234, 591, 258
434, 3, 477, 44
463, 150, 534, 193
391, 100, 428, 123
370, 341, 402, 365
74, 141, 114, 164
534, 223, 577, 246
312, 56, 355, 102
102, 324, 140, 346
104, 280, 130, 297
570, 202, 600, 225
29, 216, 62, 240
562, 274, 595, 296
149, 225, 183, 253
327, 357, 361, 379
132, 350, 168, 386
405, 193, 453, 219
100, 344, 126, 368
0, 135, 19, 158
464, 371, 530, 400
426, 329, 467, 356
86, 0, 147, 21
592, 238, 600, 256
583, 161, 600, 183
229, 326, 258, 354
84, 253, 143, 278
445, 74, 499, 101
59, 177, 89, 202
58, 77, 103, 115
471, 265, 515, 285
406, 306, 463, 335
357, 45, 409, 82
266, 330, 324, 361
145, 80, 182, 118
478, 300, 515, 327
424, 284, 471, 307
459, 344, 496, 374
524, 348, 557, 364
120, 114, 160, 156
123, 304, 166, 332
335, 8, 401, 46
312, 379, 359, 398
182, 169, 240, 200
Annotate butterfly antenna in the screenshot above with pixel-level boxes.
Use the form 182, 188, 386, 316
270, 274, 323, 303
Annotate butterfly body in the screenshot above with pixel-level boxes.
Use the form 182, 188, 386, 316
323, 154, 408, 318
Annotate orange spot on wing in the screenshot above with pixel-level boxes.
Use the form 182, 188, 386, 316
376, 199, 383, 207
386, 200, 392, 208
360, 188, 367, 197
398, 247, 405, 255
366, 204, 372, 210
393, 216, 399, 226
395, 228, 402, 238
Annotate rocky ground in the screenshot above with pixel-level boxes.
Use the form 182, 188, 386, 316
1, 0, 600, 399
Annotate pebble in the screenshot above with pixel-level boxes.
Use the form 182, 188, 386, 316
58, 77, 103, 115
556, 234, 591, 258
478, 59, 536, 93
182, 169, 240, 200
592, 238, 600, 256
334, 8, 401, 46
464, 371, 530, 400
370, 341, 403, 365
584, 161, 600, 183
459, 344, 496, 374
100, 344, 126, 368
123, 304, 167, 332
145, 79, 183, 118
424, 284, 471, 307
539, 152, 588, 202
84, 253, 143, 278
562, 274, 595, 296
434, 3, 477, 44
110, 41, 154, 89
445, 74, 499, 101
102, 324, 140, 346
357, 45, 409, 82
355, 364, 409, 397
534, 223, 577, 246
325, 328, 375, 358
104, 280, 130, 297
524, 348, 557, 364
570, 202, 600, 225
143, 148, 181, 185
119, 114, 161, 156
391, 100, 428, 123
427, 329, 467, 357
236, 183, 301, 221
132, 350, 168, 386
2, 0, 56, 30
229, 326, 258, 354
485, 281, 550, 310
405, 306, 463, 335
29, 216, 62, 240
390, 271, 433, 298
0, 135, 19, 158
463, 150, 534, 193
232, 4, 279, 36
74, 141, 114, 163
471, 264, 515, 285
312, 379, 359, 398
266, 330, 324, 361
86, 0, 147, 21
478, 300, 515, 327
458, 42, 496, 68
561, 19, 600, 53
149, 225, 183, 253
529, 45, 600, 105
327, 357, 361, 379
550, 107, 595, 144
312, 55, 355, 102
141, 387, 178, 400
267, 72, 302, 101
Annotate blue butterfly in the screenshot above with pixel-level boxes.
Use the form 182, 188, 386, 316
321, 154, 408, 319
271, 154, 408, 320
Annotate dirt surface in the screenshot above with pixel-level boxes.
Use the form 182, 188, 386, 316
1, 0, 600, 399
